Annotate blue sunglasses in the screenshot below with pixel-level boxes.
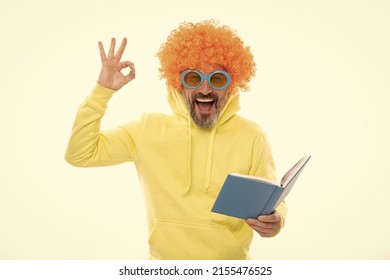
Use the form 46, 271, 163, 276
181, 69, 232, 90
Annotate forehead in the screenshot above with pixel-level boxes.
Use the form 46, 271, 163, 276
196, 62, 226, 74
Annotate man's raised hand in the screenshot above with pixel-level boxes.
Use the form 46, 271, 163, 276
97, 37, 135, 90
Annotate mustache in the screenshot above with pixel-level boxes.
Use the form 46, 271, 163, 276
192, 92, 218, 101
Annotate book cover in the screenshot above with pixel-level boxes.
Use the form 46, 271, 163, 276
211, 156, 311, 219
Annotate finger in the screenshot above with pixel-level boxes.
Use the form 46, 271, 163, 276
254, 225, 277, 234
257, 213, 280, 223
246, 219, 276, 230
121, 61, 136, 83
124, 69, 136, 84
98, 41, 107, 61
247, 220, 279, 236
246, 223, 277, 237
108, 37, 116, 58
258, 230, 277, 238
115, 38, 127, 60
120, 60, 135, 70
246, 218, 259, 225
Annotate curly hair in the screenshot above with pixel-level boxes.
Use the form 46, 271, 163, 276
156, 20, 256, 93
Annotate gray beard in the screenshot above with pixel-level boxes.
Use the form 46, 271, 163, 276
190, 107, 218, 129
183, 92, 228, 129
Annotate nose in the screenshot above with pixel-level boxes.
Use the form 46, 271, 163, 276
198, 79, 212, 95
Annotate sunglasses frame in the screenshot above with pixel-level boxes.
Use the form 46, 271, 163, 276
180, 69, 232, 90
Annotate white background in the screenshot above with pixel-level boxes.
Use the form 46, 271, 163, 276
0, 0, 389, 259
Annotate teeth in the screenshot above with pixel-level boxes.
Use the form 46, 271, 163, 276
196, 98, 214, 102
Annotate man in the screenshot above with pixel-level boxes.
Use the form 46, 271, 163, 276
65, 20, 286, 260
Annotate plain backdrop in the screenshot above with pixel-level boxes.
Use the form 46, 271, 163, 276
0, 0, 389, 259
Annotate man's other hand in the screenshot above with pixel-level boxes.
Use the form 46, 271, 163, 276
246, 212, 282, 237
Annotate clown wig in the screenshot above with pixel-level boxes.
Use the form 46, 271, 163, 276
157, 20, 256, 93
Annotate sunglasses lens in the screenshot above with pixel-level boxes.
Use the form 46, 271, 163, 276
210, 72, 228, 89
183, 71, 202, 87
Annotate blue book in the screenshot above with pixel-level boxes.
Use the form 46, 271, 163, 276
211, 156, 311, 219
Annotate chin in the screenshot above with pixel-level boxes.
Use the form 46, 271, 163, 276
193, 114, 218, 129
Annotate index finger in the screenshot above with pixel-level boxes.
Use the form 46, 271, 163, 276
257, 212, 280, 223
115, 37, 128, 60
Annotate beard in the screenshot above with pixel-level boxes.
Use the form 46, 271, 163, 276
183, 91, 228, 129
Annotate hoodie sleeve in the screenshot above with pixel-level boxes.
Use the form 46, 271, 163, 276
65, 83, 136, 167
250, 130, 287, 234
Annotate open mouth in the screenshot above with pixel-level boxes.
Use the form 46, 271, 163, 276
195, 97, 215, 112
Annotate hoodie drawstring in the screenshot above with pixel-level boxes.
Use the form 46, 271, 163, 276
204, 123, 218, 192
183, 114, 192, 194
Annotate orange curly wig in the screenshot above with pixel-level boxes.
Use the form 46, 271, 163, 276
156, 20, 256, 93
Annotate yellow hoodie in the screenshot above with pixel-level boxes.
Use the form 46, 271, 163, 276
65, 83, 287, 259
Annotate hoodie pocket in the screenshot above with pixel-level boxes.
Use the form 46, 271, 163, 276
148, 220, 246, 260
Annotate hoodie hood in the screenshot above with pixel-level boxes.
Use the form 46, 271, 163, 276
167, 88, 241, 194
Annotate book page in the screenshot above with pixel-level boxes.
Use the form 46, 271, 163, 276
280, 156, 311, 187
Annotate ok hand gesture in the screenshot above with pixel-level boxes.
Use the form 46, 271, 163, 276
97, 38, 135, 90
